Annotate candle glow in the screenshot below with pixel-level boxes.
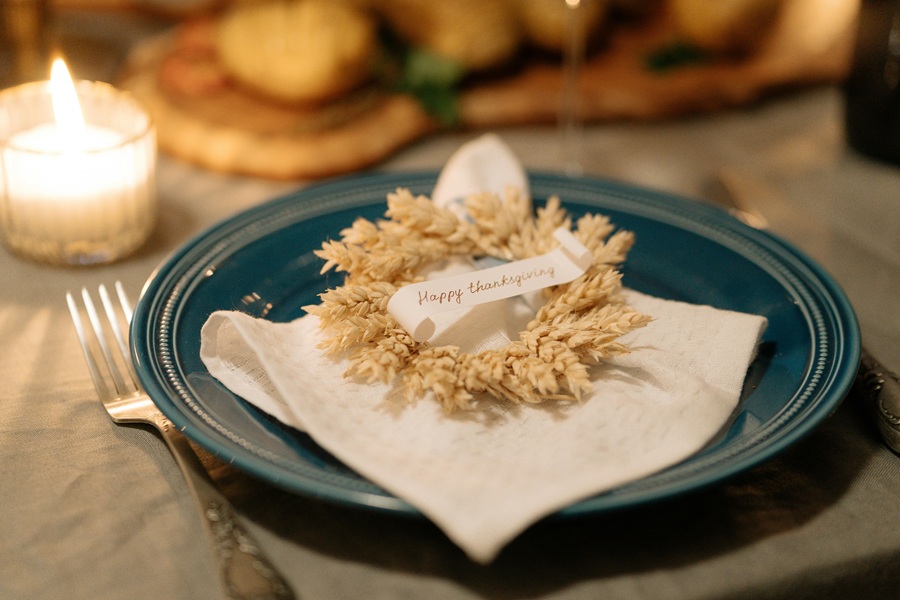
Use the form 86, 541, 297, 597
0, 60, 157, 265
49, 58, 87, 149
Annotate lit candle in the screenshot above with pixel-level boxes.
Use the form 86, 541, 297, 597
0, 59, 157, 265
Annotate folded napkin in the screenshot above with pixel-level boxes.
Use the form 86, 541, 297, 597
200, 135, 767, 563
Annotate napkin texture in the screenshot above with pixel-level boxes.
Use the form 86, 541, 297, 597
199, 135, 767, 562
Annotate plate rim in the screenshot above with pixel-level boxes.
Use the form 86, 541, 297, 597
131, 169, 861, 516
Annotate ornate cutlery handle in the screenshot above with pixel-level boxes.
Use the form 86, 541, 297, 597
856, 350, 900, 455
151, 412, 295, 599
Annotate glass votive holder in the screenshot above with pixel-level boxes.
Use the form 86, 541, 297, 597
0, 79, 157, 266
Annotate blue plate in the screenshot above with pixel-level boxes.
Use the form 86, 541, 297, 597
131, 171, 860, 515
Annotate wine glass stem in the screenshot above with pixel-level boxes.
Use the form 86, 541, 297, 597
561, 0, 587, 175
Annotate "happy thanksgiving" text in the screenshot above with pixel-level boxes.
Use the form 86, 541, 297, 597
416, 266, 557, 306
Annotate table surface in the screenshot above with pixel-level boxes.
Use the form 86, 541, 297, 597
1, 8, 898, 600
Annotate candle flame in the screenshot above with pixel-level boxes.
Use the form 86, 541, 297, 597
49, 58, 87, 148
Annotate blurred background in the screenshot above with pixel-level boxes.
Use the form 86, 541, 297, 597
2, 5, 899, 600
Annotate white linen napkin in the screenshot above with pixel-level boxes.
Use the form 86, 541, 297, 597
199, 135, 767, 563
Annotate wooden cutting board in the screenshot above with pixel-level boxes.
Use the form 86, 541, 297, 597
118, 4, 856, 180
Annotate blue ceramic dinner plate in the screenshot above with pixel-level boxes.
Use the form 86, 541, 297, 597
131, 171, 860, 516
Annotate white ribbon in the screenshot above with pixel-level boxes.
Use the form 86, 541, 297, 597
387, 227, 592, 342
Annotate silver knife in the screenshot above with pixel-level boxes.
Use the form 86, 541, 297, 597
854, 349, 900, 453
709, 167, 900, 454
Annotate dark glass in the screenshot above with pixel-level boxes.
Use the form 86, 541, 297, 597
844, 0, 900, 165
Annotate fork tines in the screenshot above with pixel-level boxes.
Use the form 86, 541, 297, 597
66, 283, 140, 402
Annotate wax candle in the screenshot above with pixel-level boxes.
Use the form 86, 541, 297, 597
0, 60, 157, 265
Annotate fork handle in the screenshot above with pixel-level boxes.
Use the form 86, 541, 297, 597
151, 413, 296, 599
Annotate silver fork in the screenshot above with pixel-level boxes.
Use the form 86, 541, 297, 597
67, 283, 296, 600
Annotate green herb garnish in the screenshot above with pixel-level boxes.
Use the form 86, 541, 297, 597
397, 47, 466, 127
645, 41, 709, 73
376, 29, 466, 127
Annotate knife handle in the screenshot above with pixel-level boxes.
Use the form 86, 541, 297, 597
855, 350, 900, 455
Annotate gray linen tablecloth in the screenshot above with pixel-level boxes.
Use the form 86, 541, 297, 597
1, 10, 898, 600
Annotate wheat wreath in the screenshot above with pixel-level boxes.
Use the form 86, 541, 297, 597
304, 186, 652, 412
